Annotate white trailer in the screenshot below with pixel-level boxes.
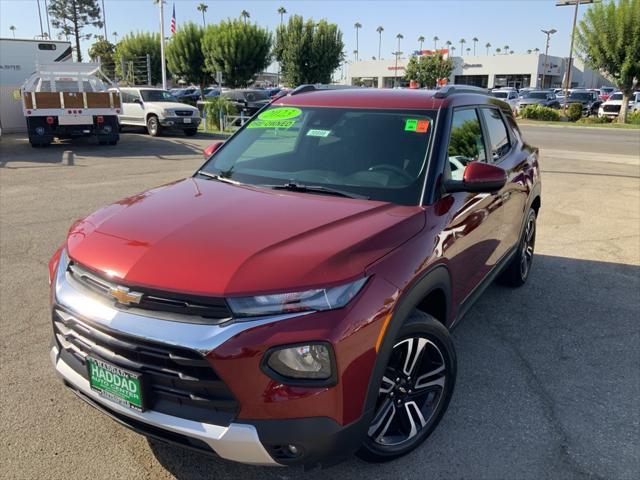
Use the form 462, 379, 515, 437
0, 38, 72, 133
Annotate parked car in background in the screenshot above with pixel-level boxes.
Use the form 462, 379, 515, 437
596, 86, 615, 101
598, 91, 640, 118
221, 89, 271, 116
116, 87, 201, 136
490, 88, 519, 110
516, 90, 561, 113
563, 89, 602, 116
48, 85, 541, 468
172, 86, 201, 103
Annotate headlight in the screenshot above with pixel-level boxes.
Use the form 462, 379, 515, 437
265, 342, 334, 381
227, 277, 368, 317
162, 109, 173, 117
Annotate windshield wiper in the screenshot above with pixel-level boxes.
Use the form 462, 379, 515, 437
196, 170, 240, 185
265, 182, 369, 200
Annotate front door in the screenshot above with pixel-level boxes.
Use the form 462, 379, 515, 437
121, 90, 145, 125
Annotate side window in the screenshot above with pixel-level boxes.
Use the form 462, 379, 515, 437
447, 109, 487, 180
480, 108, 511, 162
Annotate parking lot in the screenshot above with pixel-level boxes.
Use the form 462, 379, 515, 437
0, 126, 638, 479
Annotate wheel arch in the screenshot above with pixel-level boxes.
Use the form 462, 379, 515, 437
361, 265, 452, 418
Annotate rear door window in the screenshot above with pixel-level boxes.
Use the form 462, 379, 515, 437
480, 108, 511, 162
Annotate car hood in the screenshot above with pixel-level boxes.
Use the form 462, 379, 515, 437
66, 178, 425, 296
152, 102, 199, 111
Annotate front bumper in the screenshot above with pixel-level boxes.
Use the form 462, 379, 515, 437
160, 116, 201, 128
50, 345, 278, 465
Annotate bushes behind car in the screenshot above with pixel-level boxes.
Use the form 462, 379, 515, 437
203, 96, 237, 130
520, 104, 561, 121
567, 103, 583, 122
627, 110, 640, 125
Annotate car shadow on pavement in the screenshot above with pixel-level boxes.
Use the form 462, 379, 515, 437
146, 254, 640, 480
0, 132, 226, 168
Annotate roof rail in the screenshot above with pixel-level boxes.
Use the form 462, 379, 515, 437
433, 85, 490, 98
289, 84, 361, 96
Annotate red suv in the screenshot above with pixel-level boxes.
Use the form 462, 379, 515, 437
49, 85, 540, 467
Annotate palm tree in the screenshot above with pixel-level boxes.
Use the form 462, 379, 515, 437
451, 46, 456, 53
197, 3, 208, 27
9, 25, 16, 38
485, 42, 491, 55
353, 49, 358, 61
277, 6, 287, 24
354, 22, 362, 61
418, 35, 425, 51
466, 47, 471, 55
472, 37, 479, 55
445, 40, 452, 51
534, 47, 540, 54
496, 47, 502, 55
394, 33, 403, 87
396, 33, 404, 51
459, 38, 466, 55
112, 31, 118, 42
433, 35, 439, 50
510, 50, 514, 55
376, 26, 384, 60
240, 10, 250, 25
527, 49, 532, 54
503, 45, 509, 54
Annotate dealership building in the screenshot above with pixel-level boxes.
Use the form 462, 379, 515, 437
346, 51, 612, 90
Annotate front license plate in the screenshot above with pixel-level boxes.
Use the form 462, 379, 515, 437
183, 118, 192, 123
86, 356, 144, 411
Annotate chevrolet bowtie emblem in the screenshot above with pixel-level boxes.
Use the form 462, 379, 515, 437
109, 286, 143, 306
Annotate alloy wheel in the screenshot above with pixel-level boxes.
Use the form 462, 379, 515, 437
368, 336, 448, 447
520, 214, 536, 280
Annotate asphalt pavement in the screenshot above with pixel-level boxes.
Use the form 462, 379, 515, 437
0, 125, 638, 480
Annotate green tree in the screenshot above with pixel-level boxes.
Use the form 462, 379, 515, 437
115, 32, 161, 85
576, 0, 640, 123
275, 15, 344, 86
166, 23, 207, 98
197, 3, 208, 27
88, 37, 116, 77
404, 53, 454, 88
48, 0, 103, 62
202, 19, 272, 88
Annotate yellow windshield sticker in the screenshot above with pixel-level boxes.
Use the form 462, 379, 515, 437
306, 129, 331, 137
258, 107, 302, 121
247, 119, 296, 129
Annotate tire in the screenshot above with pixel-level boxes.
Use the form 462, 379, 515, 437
357, 311, 456, 463
146, 115, 161, 136
184, 128, 198, 137
498, 208, 537, 287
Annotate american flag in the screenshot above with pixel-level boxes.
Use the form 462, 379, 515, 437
170, 4, 176, 35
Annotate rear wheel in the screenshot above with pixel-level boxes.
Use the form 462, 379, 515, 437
357, 311, 456, 463
146, 115, 161, 136
498, 208, 536, 287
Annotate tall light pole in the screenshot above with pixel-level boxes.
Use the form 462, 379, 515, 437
158, 0, 167, 89
540, 28, 556, 88
556, 0, 598, 110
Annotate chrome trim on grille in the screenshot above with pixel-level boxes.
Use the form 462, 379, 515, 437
50, 346, 279, 466
55, 250, 310, 355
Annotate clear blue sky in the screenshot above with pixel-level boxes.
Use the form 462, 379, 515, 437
1, 0, 595, 63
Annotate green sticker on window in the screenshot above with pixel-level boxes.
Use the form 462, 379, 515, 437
306, 129, 331, 137
258, 107, 302, 121
405, 119, 418, 131
247, 119, 296, 129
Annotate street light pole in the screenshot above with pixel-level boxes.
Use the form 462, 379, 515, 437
158, 0, 167, 89
540, 28, 556, 88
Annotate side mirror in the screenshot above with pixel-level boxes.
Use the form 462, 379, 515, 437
203, 140, 224, 158
443, 161, 507, 193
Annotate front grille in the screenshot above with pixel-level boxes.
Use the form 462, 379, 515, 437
603, 104, 621, 113
67, 262, 232, 323
174, 110, 193, 117
53, 307, 239, 426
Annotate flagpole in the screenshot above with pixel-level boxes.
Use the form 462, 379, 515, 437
159, 0, 168, 89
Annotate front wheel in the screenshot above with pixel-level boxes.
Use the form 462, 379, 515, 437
146, 115, 161, 136
357, 311, 456, 463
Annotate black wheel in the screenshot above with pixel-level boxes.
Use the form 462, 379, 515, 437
184, 128, 198, 137
357, 311, 456, 463
146, 115, 161, 136
498, 208, 536, 287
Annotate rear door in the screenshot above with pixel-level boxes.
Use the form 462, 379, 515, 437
441, 107, 505, 301
479, 107, 529, 257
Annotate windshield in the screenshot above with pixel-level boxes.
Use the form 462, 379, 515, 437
569, 92, 592, 101
140, 89, 178, 102
492, 91, 508, 99
199, 106, 436, 205
608, 93, 623, 101
527, 92, 550, 99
